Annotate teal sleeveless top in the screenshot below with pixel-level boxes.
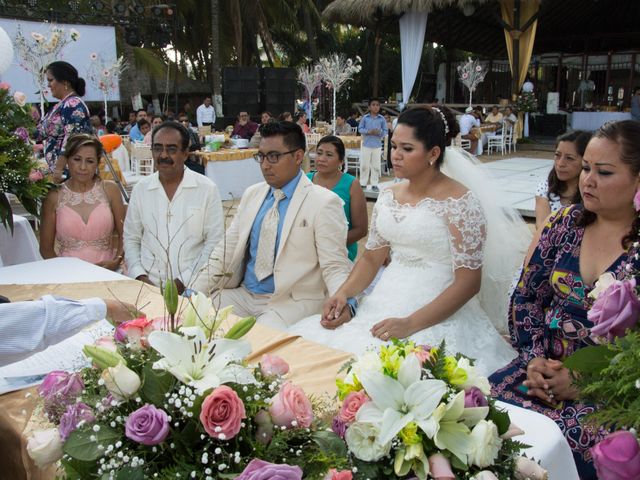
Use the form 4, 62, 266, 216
307, 171, 357, 261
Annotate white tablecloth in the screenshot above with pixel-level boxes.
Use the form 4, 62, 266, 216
571, 111, 631, 131
0, 257, 129, 284
0, 215, 42, 267
499, 401, 578, 479
205, 155, 264, 200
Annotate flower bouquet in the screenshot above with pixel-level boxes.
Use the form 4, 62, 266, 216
332, 341, 547, 480
0, 83, 51, 232
564, 260, 640, 479
26, 289, 349, 479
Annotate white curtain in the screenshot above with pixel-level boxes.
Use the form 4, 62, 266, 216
399, 11, 428, 109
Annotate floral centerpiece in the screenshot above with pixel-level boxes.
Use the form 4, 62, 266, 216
331, 340, 547, 479
86, 53, 126, 123
317, 54, 361, 131
26, 289, 349, 479
564, 240, 640, 479
457, 58, 487, 108
0, 83, 51, 232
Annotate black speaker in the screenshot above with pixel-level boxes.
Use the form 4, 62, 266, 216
261, 68, 296, 116
539, 114, 566, 136
223, 67, 260, 115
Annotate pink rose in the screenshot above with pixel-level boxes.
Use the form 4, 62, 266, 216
592, 430, 640, 480
13, 91, 27, 107
324, 469, 353, 480
415, 345, 433, 365
260, 354, 290, 376
114, 317, 155, 349
0, 82, 10, 90
589, 278, 640, 340
199, 385, 246, 440
338, 390, 368, 424
268, 382, 313, 428
94, 335, 118, 352
28, 169, 44, 182
428, 453, 455, 480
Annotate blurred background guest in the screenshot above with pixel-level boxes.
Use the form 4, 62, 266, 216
196, 96, 216, 127
535, 130, 591, 229
143, 115, 163, 144
128, 109, 148, 142
307, 135, 367, 261
231, 111, 258, 139
90, 115, 106, 136
278, 111, 293, 122
36, 61, 91, 182
260, 111, 272, 126
295, 111, 310, 133
333, 113, 351, 135
40, 134, 125, 271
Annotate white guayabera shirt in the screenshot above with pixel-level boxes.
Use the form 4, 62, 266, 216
124, 168, 224, 287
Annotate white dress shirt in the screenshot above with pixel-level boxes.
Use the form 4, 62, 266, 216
459, 113, 480, 135
124, 168, 224, 287
0, 296, 106, 366
196, 104, 216, 126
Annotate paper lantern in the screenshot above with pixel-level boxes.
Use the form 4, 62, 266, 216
99, 134, 122, 154
0, 27, 14, 76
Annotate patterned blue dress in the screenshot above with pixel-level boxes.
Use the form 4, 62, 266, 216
490, 205, 638, 479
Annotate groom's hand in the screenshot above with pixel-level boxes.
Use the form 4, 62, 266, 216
321, 306, 352, 330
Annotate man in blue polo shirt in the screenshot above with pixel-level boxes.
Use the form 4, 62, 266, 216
358, 98, 388, 192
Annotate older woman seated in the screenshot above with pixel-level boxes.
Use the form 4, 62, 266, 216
40, 134, 126, 270
490, 120, 640, 479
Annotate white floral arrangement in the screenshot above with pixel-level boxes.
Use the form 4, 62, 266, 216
86, 53, 127, 121
317, 54, 362, 130
457, 57, 487, 108
331, 341, 548, 479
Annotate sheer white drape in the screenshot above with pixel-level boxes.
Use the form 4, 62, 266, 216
399, 11, 428, 108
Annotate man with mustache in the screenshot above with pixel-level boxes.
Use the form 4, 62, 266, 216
124, 122, 223, 293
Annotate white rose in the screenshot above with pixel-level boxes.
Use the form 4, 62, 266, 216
13, 91, 26, 107
345, 351, 383, 385
27, 428, 64, 468
588, 272, 617, 300
101, 362, 141, 400
468, 420, 502, 468
471, 471, 499, 480
457, 358, 490, 395
345, 422, 391, 462
514, 457, 548, 480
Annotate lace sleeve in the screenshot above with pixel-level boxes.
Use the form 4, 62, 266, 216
445, 192, 487, 270
364, 192, 390, 251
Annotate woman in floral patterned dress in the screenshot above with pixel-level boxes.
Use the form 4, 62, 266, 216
36, 61, 91, 182
490, 120, 640, 478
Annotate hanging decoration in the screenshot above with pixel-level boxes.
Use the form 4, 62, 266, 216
86, 53, 126, 122
317, 54, 361, 130
457, 57, 487, 108
296, 65, 322, 127
13, 23, 80, 116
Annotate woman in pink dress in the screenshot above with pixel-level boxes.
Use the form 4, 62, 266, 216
40, 134, 126, 270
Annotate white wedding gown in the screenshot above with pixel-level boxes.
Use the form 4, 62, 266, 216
289, 188, 517, 376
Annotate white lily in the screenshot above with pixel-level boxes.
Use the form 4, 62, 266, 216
422, 390, 474, 464
356, 354, 447, 446
147, 327, 256, 393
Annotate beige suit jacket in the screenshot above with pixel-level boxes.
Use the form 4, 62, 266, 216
192, 173, 352, 326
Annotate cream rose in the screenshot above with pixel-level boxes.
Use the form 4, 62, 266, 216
468, 420, 502, 468
101, 362, 141, 400
13, 91, 27, 107
27, 428, 64, 468
345, 421, 391, 462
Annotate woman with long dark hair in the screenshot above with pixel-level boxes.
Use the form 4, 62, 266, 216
36, 61, 92, 182
534, 130, 591, 229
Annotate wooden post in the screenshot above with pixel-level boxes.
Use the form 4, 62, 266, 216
605, 51, 612, 105
629, 53, 636, 108
511, 0, 521, 100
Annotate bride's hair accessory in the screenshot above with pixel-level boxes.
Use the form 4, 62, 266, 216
431, 107, 450, 136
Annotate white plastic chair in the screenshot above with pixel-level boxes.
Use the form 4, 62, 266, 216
487, 122, 507, 155
503, 122, 516, 154
453, 133, 471, 150
345, 149, 360, 177
131, 144, 154, 176
305, 133, 321, 170
348, 125, 358, 134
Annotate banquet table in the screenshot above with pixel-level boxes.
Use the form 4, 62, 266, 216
0, 257, 128, 284
471, 123, 499, 156
337, 135, 361, 149
571, 111, 631, 131
0, 215, 42, 267
194, 148, 263, 200
1, 272, 578, 479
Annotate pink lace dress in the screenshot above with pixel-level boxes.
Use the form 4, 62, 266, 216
55, 180, 115, 264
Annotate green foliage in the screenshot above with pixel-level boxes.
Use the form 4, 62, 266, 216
516, 91, 538, 113
567, 330, 640, 430
0, 86, 52, 231
140, 363, 175, 405
64, 426, 121, 461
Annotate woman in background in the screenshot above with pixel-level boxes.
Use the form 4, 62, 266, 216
40, 134, 125, 271
535, 130, 591, 229
36, 61, 92, 182
307, 135, 368, 261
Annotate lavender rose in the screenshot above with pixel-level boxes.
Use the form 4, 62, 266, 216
464, 387, 489, 408
331, 416, 347, 439
59, 403, 95, 440
236, 459, 303, 480
592, 430, 640, 480
39, 371, 84, 421
125, 404, 170, 446
589, 278, 640, 340
14, 127, 29, 143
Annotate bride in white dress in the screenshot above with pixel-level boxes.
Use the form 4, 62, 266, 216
289, 106, 529, 376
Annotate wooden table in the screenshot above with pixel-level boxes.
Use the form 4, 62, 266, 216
337, 135, 361, 149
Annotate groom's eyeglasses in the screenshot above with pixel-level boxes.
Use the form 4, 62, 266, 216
254, 149, 298, 164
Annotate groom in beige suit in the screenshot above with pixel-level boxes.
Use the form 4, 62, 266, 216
192, 121, 353, 329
